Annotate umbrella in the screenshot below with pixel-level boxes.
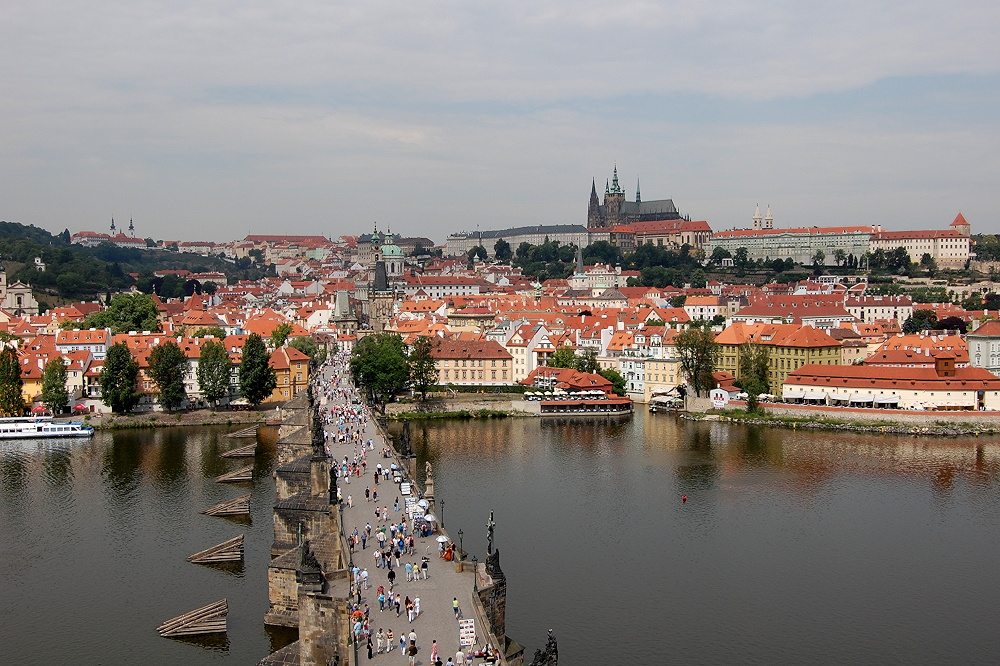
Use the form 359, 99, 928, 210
74, 403, 87, 410
422, 513, 437, 522
417, 499, 430, 509
31, 405, 47, 413
436, 535, 450, 543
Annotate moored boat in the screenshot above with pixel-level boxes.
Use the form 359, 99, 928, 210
0, 417, 95, 439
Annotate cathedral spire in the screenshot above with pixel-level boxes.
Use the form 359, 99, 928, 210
110, 217, 116, 233
610, 164, 622, 194
605, 179, 610, 195
635, 177, 641, 204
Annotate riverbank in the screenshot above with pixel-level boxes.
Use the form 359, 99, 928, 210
86, 407, 271, 430
684, 409, 1000, 437
386, 393, 533, 419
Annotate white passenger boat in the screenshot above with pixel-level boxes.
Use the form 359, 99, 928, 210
0, 416, 95, 439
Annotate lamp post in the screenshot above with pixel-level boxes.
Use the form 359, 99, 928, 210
457, 529, 464, 560
472, 555, 478, 592
440, 499, 445, 528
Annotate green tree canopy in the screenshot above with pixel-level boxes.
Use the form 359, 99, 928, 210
197, 339, 232, 410
84, 293, 161, 334
191, 326, 227, 339
271, 322, 294, 347
903, 309, 938, 334
100, 342, 142, 413
737, 341, 770, 411
238, 333, 277, 407
408, 336, 439, 401
288, 335, 327, 364
147, 340, 188, 411
598, 368, 627, 396
350, 333, 409, 412
676, 328, 718, 397
548, 345, 578, 369
41, 357, 69, 414
493, 238, 512, 263
0, 346, 24, 416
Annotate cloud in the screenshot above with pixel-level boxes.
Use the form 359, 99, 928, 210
1, 0, 999, 240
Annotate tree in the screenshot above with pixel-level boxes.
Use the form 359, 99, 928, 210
147, 340, 188, 411
676, 328, 718, 397
192, 326, 227, 338
903, 309, 938, 334
202, 281, 219, 295
408, 336, 439, 401
737, 341, 770, 412
575, 347, 600, 374
0, 346, 24, 416
669, 294, 687, 308
599, 367, 627, 396
271, 322, 294, 347
833, 249, 847, 267
811, 250, 826, 267
84, 293, 161, 334
41, 357, 69, 414
239, 333, 277, 407
493, 239, 512, 263
709, 246, 732, 266
288, 335, 327, 365
350, 333, 409, 412
197, 339, 232, 410
100, 342, 142, 413
549, 345, 578, 369
935, 316, 968, 334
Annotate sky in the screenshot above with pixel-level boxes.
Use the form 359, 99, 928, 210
3, 0, 999, 244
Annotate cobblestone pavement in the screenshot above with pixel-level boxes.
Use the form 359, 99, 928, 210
320, 361, 486, 665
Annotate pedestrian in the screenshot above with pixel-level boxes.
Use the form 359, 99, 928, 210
452, 597, 462, 618
414, 597, 420, 617
400, 635, 406, 654
367, 636, 374, 660
408, 641, 418, 665
430, 640, 439, 663
408, 629, 416, 645
387, 568, 395, 589
395, 593, 402, 617
455, 649, 465, 665
421, 558, 429, 579
386, 629, 394, 652
365, 486, 370, 502
376, 628, 385, 653
407, 598, 415, 622
405, 562, 413, 582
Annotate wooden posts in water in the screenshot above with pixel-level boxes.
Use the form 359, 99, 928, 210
215, 465, 254, 483
225, 425, 260, 438
157, 599, 228, 637
220, 443, 258, 458
201, 493, 251, 516
187, 534, 245, 564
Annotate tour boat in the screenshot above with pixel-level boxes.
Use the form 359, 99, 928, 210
0, 417, 95, 439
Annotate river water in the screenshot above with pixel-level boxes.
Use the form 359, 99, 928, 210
395, 414, 1000, 665
3, 416, 1000, 665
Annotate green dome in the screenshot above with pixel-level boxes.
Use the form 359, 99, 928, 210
381, 242, 403, 256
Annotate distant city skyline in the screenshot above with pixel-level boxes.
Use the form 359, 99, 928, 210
3, 1, 998, 243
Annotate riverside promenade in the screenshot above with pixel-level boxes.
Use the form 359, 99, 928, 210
318, 358, 488, 664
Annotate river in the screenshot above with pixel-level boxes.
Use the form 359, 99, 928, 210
3, 416, 1000, 664
394, 413, 1000, 665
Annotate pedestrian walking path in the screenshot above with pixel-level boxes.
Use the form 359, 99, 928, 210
316, 355, 498, 665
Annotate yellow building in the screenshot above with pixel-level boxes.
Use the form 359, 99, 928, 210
643, 358, 683, 402
269, 346, 311, 402
715, 322, 842, 392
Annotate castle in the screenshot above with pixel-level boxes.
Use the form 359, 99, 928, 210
587, 165, 682, 228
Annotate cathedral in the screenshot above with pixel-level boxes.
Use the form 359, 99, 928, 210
587, 165, 682, 228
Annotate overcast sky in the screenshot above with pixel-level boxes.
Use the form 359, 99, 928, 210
3, 0, 999, 244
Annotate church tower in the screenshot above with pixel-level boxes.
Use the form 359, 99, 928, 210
752, 205, 763, 230
764, 205, 773, 230
604, 165, 626, 227
587, 179, 602, 228
369, 261, 394, 333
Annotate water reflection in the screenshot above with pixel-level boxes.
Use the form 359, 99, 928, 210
390, 413, 1000, 665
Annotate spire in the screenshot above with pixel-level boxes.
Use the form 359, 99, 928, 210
752, 204, 762, 230
764, 205, 773, 229
590, 178, 598, 198
610, 164, 622, 194
605, 180, 610, 195
110, 217, 116, 233
129, 217, 135, 237
635, 177, 641, 204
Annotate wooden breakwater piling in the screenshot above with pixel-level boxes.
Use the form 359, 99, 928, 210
157, 599, 228, 637
187, 535, 245, 564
